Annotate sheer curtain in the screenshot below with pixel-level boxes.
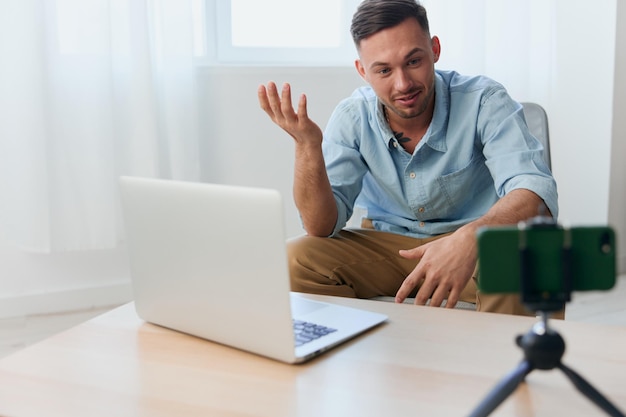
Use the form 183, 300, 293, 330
0, 0, 561, 253
0, 0, 201, 252
422, 0, 554, 104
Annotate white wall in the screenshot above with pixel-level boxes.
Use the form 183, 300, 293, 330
1, 2, 624, 318
609, 0, 626, 272
196, 66, 365, 238
548, 2, 616, 227
0, 237, 132, 317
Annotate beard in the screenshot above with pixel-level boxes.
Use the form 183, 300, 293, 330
385, 80, 435, 120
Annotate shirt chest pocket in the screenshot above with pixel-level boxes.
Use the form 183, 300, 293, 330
427, 155, 493, 218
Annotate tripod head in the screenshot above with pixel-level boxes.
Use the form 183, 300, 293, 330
517, 215, 571, 314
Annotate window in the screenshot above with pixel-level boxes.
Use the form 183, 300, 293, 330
231, 0, 341, 48
53, 0, 361, 65
204, 0, 362, 66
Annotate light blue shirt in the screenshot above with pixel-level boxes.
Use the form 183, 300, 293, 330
322, 70, 558, 238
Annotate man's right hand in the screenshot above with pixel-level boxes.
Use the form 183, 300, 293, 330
257, 82, 323, 146
258, 81, 337, 237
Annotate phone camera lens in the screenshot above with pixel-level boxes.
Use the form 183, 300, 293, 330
600, 232, 612, 254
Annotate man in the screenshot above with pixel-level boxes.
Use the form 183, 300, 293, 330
257, 0, 557, 315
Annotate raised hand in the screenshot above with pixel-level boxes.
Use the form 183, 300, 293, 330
258, 82, 323, 146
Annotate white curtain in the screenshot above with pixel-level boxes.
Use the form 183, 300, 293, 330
0, 0, 201, 252
422, 0, 554, 104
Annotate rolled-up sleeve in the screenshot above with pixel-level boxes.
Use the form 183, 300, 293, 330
479, 89, 559, 218
322, 99, 371, 236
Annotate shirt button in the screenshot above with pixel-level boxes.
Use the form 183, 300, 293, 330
409, 172, 416, 179
418, 207, 425, 213
419, 222, 425, 227
393, 141, 398, 148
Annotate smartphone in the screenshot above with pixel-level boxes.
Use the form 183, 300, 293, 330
477, 225, 616, 294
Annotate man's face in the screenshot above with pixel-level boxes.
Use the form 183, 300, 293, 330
355, 18, 440, 122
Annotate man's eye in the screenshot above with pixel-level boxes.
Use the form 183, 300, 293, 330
408, 58, 422, 66
378, 68, 391, 75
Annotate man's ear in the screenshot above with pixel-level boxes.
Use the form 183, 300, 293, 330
431, 36, 441, 63
355, 59, 367, 80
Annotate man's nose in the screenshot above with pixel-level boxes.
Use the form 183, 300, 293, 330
394, 69, 414, 92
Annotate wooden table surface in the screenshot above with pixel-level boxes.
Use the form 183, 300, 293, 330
1, 295, 625, 417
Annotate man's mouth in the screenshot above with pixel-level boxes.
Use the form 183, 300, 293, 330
395, 91, 420, 106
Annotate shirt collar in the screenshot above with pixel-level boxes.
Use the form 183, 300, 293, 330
374, 100, 397, 150
427, 71, 449, 153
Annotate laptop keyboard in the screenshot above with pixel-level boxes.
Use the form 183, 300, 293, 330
293, 319, 337, 347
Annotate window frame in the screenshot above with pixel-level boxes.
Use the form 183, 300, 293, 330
199, 0, 361, 67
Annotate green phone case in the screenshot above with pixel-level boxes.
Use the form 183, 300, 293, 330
477, 226, 616, 294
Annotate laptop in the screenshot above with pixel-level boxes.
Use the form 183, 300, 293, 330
118, 176, 387, 364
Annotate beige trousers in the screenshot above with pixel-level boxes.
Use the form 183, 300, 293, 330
287, 228, 562, 317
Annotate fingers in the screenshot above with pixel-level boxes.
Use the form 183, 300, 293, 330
395, 246, 425, 303
395, 251, 464, 308
428, 284, 460, 309
297, 92, 308, 119
257, 81, 284, 120
444, 288, 460, 309
395, 267, 424, 304
279, 82, 296, 119
397, 271, 459, 308
399, 246, 423, 260
258, 81, 323, 146
257, 84, 269, 112
258, 82, 294, 114
267, 82, 285, 120
257, 82, 278, 118
258, 82, 309, 127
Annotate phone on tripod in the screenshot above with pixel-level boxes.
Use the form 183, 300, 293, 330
477, 224, 616, 295
471, 222, 624, 417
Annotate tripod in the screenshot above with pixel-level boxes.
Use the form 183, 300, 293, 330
468, 311, 626, 417
469, 219, 625, 417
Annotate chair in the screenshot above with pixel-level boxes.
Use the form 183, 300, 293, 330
521, 102, 551, 169
371, 102, 552, 310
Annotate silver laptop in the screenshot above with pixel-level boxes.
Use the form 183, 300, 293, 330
119, 176, 387, 363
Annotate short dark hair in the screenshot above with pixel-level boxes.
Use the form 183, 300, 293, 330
350, 0, 430, 48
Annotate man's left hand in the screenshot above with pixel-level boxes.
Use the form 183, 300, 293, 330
395, 228, 477, 308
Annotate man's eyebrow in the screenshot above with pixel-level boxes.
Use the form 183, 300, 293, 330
369, 47, 427, 70
404, 47, 426, 60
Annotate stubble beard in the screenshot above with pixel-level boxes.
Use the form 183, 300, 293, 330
386, 81, 435, 121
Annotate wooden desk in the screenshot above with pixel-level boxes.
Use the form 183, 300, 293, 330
1, 295, 625, 417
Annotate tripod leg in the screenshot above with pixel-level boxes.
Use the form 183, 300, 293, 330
558, 363, 626, 417
468, 361, 532, 417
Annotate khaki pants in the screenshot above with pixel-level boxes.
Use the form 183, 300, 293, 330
288, 228, 563, 317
